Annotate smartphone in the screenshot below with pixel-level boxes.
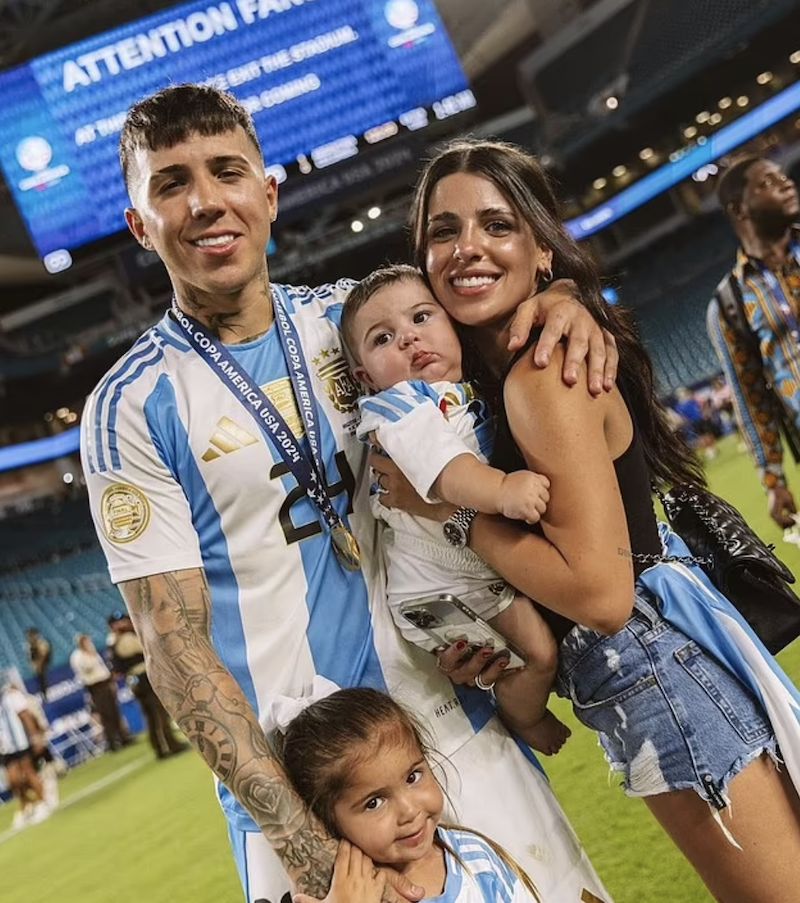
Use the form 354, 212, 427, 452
399, 593, 526, 670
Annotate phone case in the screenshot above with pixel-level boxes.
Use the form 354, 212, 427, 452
399, 594, 526, 669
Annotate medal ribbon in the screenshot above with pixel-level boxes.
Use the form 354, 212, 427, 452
169, 295, 348, 539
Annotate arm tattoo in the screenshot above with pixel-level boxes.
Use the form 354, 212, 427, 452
120, 570, 336, 896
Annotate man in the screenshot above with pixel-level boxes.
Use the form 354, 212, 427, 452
0, 679, 50, 827
707, 155, 800, 526
106, 613, 186, 759
81, 84, 614, 903
70, 633, 132, 752
26, 628, 51, 699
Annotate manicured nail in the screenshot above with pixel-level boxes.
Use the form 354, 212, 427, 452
480, 648, 493, 659
455, 640, 468, 651
498, 658, 509, 669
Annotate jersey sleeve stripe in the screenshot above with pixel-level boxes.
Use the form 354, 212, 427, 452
92, 333, 159, 473
106, 345, 166, 470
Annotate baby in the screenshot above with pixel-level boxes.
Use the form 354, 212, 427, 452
341, 264, 569, 754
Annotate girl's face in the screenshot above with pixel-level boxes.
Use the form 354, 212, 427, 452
351, 279, 463, 390
424, 171, 552, 331
332, 731, 444, 869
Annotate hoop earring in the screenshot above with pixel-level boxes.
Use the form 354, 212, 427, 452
539, 265, 553, 284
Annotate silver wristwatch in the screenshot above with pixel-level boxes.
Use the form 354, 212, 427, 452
443, 506, 478, 549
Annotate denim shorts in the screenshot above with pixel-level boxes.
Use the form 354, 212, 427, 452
554, 591, 778, 808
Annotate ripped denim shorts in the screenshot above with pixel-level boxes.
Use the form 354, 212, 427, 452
554, 590, 778, 808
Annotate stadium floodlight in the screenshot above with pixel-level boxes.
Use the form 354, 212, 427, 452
612, 165, 627, 178
592, 177, 607, 190
565, 78, 800, 240
695, 111, 711, 124
367, 206, 382, 220
351, 219, 364, 233
605, 96, 619, 110
684, 125, 698, 139
639, 147, 655, 161
737, 95, 750, 107
791, 50, 800, 64
709, 113, 723, 126
718, 97, 733, 109
757, 71, 773, 85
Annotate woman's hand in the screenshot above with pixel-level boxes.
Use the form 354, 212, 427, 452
294, 841, 421, 903
435, 641, 510, 688
507, 278, 618, 396
370, 452, 455, 521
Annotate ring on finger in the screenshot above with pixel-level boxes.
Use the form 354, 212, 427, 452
474, 673, 496, 692
436, 657, 455, 674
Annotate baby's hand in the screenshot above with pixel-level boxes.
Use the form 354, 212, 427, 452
499, 471, 550, 524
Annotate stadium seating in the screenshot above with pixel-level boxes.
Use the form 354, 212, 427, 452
0, 498, 115, 677
613, 214, 738, 392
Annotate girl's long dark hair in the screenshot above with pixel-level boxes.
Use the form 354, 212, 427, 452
410, 138, 705, 490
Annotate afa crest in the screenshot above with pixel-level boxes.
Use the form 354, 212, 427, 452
312, 347, 359, 413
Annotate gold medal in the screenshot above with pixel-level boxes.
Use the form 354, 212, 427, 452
331, 524, 361, 571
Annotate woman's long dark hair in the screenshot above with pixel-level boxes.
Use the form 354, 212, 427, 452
410, 138, 705, 490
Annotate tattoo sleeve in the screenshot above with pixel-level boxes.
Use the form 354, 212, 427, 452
120, 569, 337, 897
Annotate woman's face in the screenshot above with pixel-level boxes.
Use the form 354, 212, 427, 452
424, 171, 552, 330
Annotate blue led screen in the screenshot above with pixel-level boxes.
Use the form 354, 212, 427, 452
0, 0, 470, 264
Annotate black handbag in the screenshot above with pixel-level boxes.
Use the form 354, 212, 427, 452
659, 484, 800, 654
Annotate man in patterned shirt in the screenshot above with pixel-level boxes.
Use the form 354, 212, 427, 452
707, 155, 800, 526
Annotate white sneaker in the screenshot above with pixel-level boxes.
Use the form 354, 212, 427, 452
27, 801, 52, 825
11, 808, 31, 829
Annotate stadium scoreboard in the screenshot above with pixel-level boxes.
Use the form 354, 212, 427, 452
0, 0, 472, 271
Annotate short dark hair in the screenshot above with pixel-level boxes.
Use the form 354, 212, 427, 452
119, 83, 263, 190
341, 264, 425, 364
717, 155, 763, 213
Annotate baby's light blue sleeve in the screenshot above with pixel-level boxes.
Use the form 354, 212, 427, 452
356, 380, 477, 501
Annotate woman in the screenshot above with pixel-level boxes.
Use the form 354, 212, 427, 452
375, 138, 800, 902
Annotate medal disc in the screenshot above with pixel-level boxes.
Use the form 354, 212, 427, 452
331, 524, 361, 571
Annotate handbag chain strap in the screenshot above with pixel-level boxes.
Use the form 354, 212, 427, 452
629, 549, 713, 568
634, 484, 716, 569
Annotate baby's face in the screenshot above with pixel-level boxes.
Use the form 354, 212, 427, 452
352, 280, 463, 391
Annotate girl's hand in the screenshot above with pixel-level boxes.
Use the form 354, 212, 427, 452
507, 278, 618, 395
294, 841, 423, 903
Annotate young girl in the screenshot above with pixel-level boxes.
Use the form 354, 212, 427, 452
278, 685, 542, 903
341, 266, 568, 754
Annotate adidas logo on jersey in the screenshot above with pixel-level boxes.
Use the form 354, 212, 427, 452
202, 379, 305, 461
202, 417, 258, 462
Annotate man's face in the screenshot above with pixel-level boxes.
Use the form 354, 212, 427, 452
124, 127, 277, 305
740, 160, 799, 228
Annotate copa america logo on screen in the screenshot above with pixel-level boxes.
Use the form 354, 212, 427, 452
385, 0, 435, 47
384, 0, 419, 30
15, 135, 70, 193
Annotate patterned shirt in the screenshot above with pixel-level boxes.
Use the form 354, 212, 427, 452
706, 226, 800, 489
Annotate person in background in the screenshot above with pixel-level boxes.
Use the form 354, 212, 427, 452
106, 612, 186, 760
671, 387, 719, 460
26, 628, 51, 699
0, 678, 50, 827
707, 155, 800, 526
70, 634, 132, 752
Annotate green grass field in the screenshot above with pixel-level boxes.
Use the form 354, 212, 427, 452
2, 435, 799, 903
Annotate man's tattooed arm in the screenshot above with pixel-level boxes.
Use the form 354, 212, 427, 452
119, 568, 336, 897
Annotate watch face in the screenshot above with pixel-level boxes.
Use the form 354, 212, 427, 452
443, 521, 465, 547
